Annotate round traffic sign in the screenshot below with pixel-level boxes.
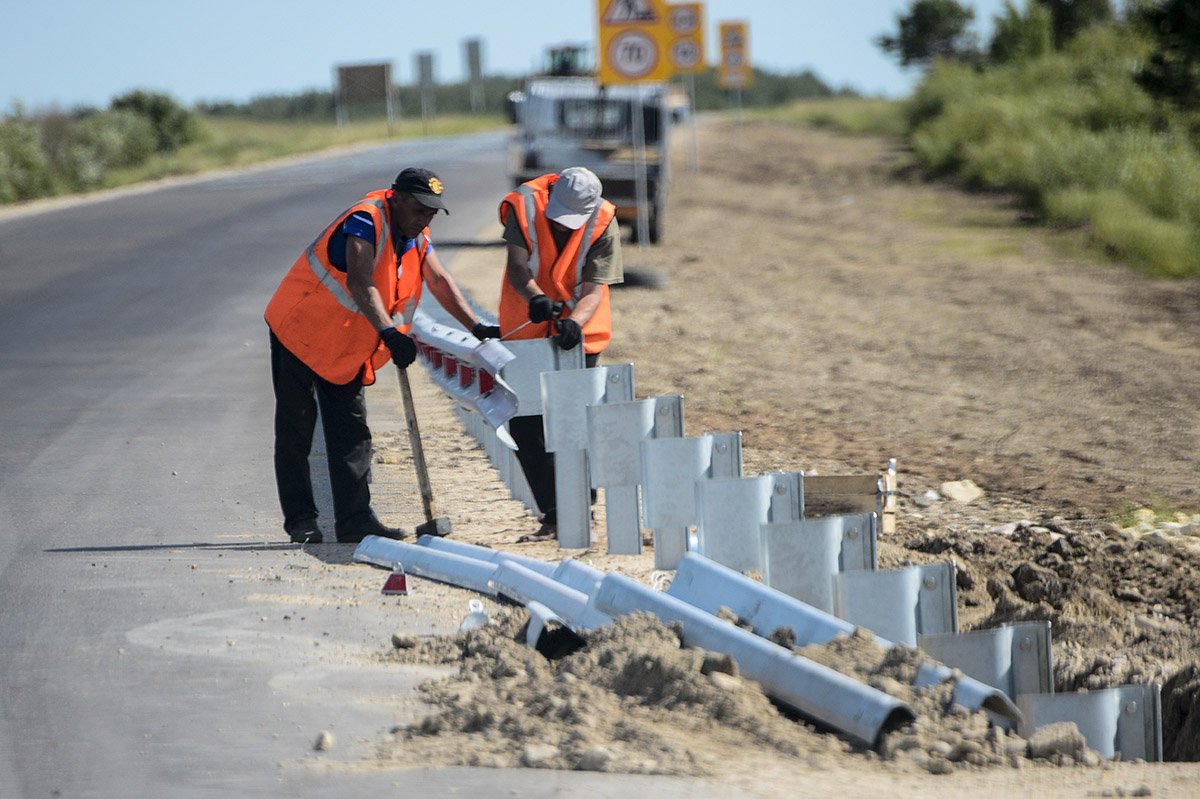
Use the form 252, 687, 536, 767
607, 29, 660, 79
670, 38, 701, 70
669, 7, 699, 34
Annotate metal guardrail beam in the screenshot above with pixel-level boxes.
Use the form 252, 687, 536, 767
410, 310, 520, 435
416, 535, 558, 577
667, 554, 1022, 728
353, 536, 499, 595
593, 571, 916, 747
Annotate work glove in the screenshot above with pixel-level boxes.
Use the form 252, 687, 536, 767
528, 294, 556, 323
380, 326, 417, 369
554, 318, 582, 351
471, 321, 502, 340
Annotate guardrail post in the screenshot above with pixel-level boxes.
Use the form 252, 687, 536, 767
640, 431, 743, 569
760, 512, 878, 610
694, 471, 803, 573
919, 621, 1052, 700
586, 395, 684, 555
541, 364, 635, 548
833, 562, 959, 646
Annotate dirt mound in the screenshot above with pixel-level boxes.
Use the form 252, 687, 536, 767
379, 608, 1109, 776
382, 611, 837, 774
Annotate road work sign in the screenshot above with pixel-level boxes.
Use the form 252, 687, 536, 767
598, 0, 672, 84
667, 2, 705, 74
718, 20, 752, 89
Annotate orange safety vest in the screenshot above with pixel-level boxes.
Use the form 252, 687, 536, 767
497, 173, 616, 355
265, 189, 428, 386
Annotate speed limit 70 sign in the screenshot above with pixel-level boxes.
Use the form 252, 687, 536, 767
598, 0, 672, 84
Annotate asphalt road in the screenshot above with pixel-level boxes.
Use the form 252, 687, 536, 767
0, 133, 742, 798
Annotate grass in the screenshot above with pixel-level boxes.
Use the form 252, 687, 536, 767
98, 113, 507, 191
750, 97, 908, 138
1111, 496, 1194, 528
902, 26, 1200, 278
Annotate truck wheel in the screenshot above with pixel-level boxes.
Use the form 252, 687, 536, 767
629, 202, 663, 245
648, 206, 662, 244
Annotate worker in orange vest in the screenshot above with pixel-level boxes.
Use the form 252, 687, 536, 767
265, 168, 496, 544
497, 167, 624, 542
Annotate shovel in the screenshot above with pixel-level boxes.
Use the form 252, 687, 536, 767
397, 366, 452, 537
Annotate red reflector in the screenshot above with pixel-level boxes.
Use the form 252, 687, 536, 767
382, 567, 408, 595
479, 370, 495, 394
443, 356, 457, 378
430, 350, 443, 369
459, 364, 475, 388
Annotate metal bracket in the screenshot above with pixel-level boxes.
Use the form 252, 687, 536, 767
919, 621, 1053, 700
694, 471, 804, 573
497, 338, 584, 417
1018, 684, 1162, 761
761, 513, 878, 611
833, 562, 959, 646
586, 395, 684, 555
540, 364, 635, 548
640, 432, 743, 569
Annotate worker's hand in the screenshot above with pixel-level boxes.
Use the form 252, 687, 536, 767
380, 327, 417, 368
528, 294, 556, 323
554, 318, 582, 351
471, 322, 502, 340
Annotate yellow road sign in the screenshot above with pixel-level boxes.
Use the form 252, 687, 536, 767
598, 0, 672, 84
718, 20, 752, 89
667, 2, 705, 74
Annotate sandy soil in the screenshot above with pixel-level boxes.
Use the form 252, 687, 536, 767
337, 118, 1200, 796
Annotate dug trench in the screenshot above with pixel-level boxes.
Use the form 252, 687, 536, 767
356, 117, 1200, 790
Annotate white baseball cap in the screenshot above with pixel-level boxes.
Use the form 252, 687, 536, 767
545, 167, 602, 229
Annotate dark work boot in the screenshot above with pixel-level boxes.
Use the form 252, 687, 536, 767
286, 518, 324, 544
336, 512, 409, 543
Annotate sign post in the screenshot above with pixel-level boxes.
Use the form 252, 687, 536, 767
718, 21, 751, 144
464, 38, 484, 114
597, 0, 671, 247
667, 2, 705, 172
417, 52, 436, 133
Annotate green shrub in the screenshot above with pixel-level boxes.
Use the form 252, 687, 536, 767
58, 110, 158, 188
0, 117, 54, 202
1045, 188, 1198, 276
905, 23, 1200, 276
989, 0, 1053, 63
110, 90, 199, 152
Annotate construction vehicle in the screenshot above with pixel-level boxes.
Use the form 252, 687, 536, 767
505, 44, 682, 244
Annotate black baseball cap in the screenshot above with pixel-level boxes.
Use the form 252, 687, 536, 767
392, 167, 449, 214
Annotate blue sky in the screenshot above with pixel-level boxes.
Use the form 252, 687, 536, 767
1, 1, 1009, 112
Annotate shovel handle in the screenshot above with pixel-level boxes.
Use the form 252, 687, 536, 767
397, 366, 437, 523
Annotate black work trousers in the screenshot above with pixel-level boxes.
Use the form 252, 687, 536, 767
508, 352, 599, 525
270, 331, 374, 533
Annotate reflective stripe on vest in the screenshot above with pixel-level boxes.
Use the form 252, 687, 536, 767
397, 231, 426, 326
303, 198, 393, 315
